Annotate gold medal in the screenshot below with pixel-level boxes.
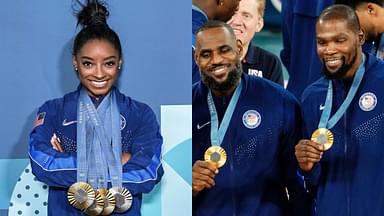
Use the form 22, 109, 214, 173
99, 188, 116, 215
311, 128, 334, 151
109, 187, 133, 213
83, 189, 104, 216
67, 182, 96, 210
204, 146, 227, 168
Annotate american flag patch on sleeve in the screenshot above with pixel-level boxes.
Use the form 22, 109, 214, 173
33, 112, 46, 128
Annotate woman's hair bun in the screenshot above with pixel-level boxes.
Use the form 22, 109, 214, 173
76, 0, 109, 27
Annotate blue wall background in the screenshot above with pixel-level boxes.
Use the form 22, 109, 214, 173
0, 1, 190, 215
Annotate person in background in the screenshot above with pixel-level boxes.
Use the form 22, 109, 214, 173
228, 0, 284, 86
280, 0, 334, 99
335, 0, 384, 59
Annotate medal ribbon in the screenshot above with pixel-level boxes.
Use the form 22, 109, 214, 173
78, 89, 109, 189
78, 88, 122, 189
76, 96, 88, 183
319, 54, 366, 129
207, 80, 243, 146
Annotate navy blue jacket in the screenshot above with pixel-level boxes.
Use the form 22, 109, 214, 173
29, 87, 163, 215
193, 74, 312, 216
300, 53, 384, 215
243, 43, 284, 86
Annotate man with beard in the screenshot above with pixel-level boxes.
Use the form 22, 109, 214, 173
192, 20, 312, 216
295, 5, 384, 215
192, 0, 241, 84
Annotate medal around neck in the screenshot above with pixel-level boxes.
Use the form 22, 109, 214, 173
311, 128, 334, 151
205, 81, 241, 169
67, 182, 96, 210
204, 146, 227, 168
109, 187, 133, 213
83, 189, 105, 216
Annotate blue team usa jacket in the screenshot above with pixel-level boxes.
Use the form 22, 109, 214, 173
28, 86, 163, 216
193, 74, 312, 216
300, 53, 384, 216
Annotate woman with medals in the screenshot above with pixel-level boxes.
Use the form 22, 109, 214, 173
28, 1, 163, 215
295, 5, 384, 216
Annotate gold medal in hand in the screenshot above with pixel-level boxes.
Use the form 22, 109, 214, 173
311, 128, 334, 151
204, 146, 227, 168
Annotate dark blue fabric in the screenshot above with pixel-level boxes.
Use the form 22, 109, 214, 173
29, 86, 163, 216
363, 33, 384, 59
300, 53, 384, 215
193, 74, 312, 216
280, 0, 334, 99
192, 8, 208, 84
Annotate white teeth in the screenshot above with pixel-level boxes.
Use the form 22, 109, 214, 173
91, 80, 107, 87
326, 59, 341, 67
213, 66, 226, 74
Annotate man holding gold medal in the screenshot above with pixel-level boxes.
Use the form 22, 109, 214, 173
295, 4, 384, 215
192, 20, 311, 216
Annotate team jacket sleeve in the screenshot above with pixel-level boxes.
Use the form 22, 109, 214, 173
28, 101, 77, 188
297, 113, 322, 194
281, 96, 313, 216
299, 90, 323, 193
122, 105, 164, 195
298, 163, 321, 195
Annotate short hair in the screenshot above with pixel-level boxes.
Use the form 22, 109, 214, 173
255, 0, 266, 17
318, 4, 361, 33
195, 20, 237, 40
334, 0, 384, 9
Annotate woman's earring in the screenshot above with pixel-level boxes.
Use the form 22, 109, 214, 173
118, 65, 121, 70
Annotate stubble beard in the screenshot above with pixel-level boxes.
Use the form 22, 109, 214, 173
321, 48, 357, 80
